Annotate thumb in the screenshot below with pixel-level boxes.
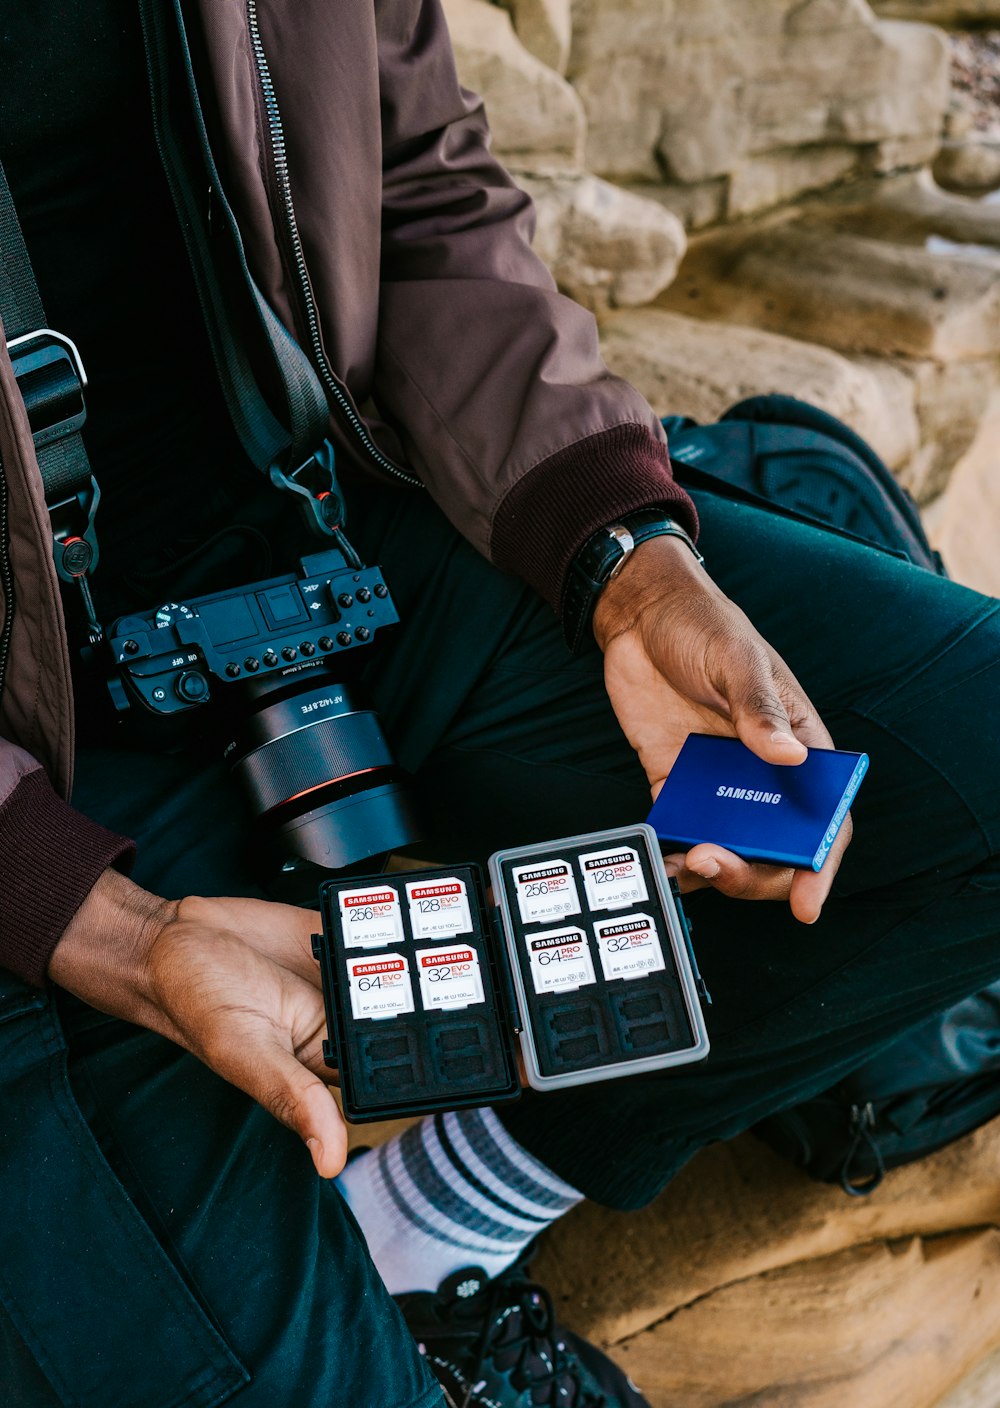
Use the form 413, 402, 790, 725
229, 1040, 349, 1178
727, 650, 808, 766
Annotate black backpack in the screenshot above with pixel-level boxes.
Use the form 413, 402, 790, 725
663, 394, 1000, 1195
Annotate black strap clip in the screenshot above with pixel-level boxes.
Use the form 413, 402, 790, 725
50, 475, 103, 643
6, 328, 87, 449
268, 439, 360, 569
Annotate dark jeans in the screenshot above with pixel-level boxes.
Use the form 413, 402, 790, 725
2, 478, 998, 1404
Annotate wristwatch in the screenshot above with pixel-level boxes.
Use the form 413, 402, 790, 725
562, 508, 703, 653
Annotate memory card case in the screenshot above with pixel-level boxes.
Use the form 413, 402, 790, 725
313, 823, 710, 1122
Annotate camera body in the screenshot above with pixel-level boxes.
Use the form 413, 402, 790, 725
107, 548, 397, 716
105, 548, 420, 874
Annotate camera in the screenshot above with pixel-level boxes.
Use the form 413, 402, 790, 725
105, 545, 420, 871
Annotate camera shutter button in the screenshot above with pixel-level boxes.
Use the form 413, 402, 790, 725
176, 670, 210, 703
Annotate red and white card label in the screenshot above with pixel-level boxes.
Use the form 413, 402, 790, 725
512, 859, 581, 926
416, 945, 485, 1011
579, 846, 648, 912
339, 886, 404, 948
526, 927, 596, 995
405, 877, 473, 940
593, 913, 665, 982
346, 953, 415, 1020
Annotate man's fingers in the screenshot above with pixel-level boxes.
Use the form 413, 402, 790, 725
664, 846, 796, 904
728, 660, 808, 765
665, 812, 852, 920
721, 643, 834, 766
789, 811, 854, 924
220, 1039, 349, 1177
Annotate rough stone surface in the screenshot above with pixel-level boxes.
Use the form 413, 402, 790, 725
624, 179, 729, 232
519, 174, 687, 310
609, 1232, 1000, 1408
658, 220, 1000, 359
533, 1122, 1000, 1347
925, 389, 1000, 593
871, 0, 1000, 22
812, 169, 1000, 249
726, 145, 859, 217
442, 0, 585, 174
880, 353, 1000, 501
599, 308, 919, 469
934, 139, 1000, 193
496, 0, 572, 74
937, 1342, 1000, 1408
567, 4, 949, 190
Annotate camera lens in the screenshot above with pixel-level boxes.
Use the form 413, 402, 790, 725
225, 676, 421, 870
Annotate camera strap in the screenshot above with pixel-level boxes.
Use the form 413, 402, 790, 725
0, 158, 105, 641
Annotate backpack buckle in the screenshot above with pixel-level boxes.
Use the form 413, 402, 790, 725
6, 328, 88, 449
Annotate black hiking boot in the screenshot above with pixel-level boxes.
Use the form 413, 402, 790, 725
395, 1260, 650, 1408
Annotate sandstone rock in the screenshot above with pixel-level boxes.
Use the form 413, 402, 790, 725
726, 145, 858, 217
496, 0, 572, 74
934, 139, 1000, 194
813, 169, 1000, 249
609, 1232, 1000, 1408
442, 0, 585, 174
867, 130, 943, 172
658, 222, 1000, 359
625, 179, 729, 232
599, 308, 918, 469
879, 354, 1000, 501
937, 1342, 1000, 1408
925, 389, 1000, 594
534, 1121, 1000, 1346
943, 100, 976, 140
567, 3, 949, 191
519, 174, 687, 310
871, 0, 1000, 22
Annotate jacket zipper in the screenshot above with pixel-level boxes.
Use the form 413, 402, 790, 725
244, 1, 421, 489
0, 458, 12, 703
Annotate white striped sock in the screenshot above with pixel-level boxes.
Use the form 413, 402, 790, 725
335, 1107, 582, 1294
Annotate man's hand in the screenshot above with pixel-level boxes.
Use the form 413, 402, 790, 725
593, 535, 850, 923
49, 870, 347, 1176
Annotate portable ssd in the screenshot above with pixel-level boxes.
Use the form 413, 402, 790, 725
314, 824, 710, 1121
646, 734, 869, 871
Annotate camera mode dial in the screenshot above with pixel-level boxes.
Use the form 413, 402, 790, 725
155, 602, 197, 630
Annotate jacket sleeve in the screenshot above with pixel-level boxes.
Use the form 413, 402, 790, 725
0, 740, 134, 986
373, 0, 696, 613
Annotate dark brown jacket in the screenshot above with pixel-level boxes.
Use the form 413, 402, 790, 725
0, 0, 694, 983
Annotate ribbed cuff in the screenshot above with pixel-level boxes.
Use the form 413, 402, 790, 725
489, 423, 699, 613
0, 767, 136, 987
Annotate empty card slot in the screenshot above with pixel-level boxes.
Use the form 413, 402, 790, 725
556, 1032, 602, 1062
373, 1062, 419, 1089
620, 992, 664, 1022
357, 1026, 423, 1094
443, 1051, 488, 1078
550, 1008, 593, 1035
628, 1019, 671, 1048
430, 1018, 496, 1085
538, 997, 608, 1073
437, 1025, 483, 1054
363, 1031, 411, 1061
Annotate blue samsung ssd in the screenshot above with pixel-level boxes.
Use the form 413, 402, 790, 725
646, 734, 869, 871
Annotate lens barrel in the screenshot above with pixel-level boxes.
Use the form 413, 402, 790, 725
226, 678, 421, 869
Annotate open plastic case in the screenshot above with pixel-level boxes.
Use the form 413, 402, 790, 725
314, 823, 710, 1121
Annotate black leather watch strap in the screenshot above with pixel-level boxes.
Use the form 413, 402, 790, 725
562, 508, 703, 653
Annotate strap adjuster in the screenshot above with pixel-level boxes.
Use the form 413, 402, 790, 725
6, 328, 87, 449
